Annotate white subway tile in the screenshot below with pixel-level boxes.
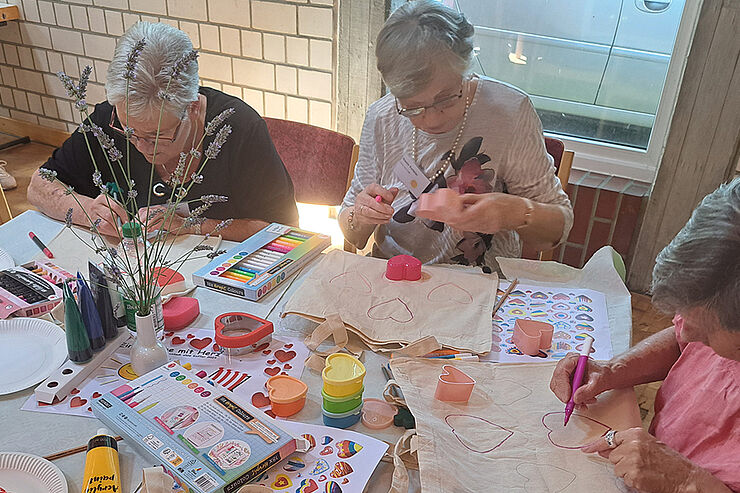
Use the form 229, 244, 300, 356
199, 23, 219, 51
3, 44, 19, 66
122, 12, 140, 29
53, 3, 72, 27
233, 58, 274, 90
66, 123, 77, 132
219, 27, 240, 56
285, 36, 307, 66
160, 18, 178, 27
88, 8, 107, 33
38, 116, 69, 130
298, 6, 332, 39
31, 48, 49, 72
208, 0, 249, 28
41, 95, 58, 117
0, 107, 9, 118
179, 21, 199, 49
65, 0, 93, 5
0, 22, 22, 43
286, 95, 306, 123
167, 0, 206, 21
199, 52, 232, 82
47, 51, 63, 73
71, 5, 89, 30
105, 10, 124, 35
309, 99, 330, 128
242, 87, 263, 115
251, 1, 296, 34
309, 38, 331, 70
275, 65, 295, 94
27, 92, 43, 113
10, 109, 38, 124
298, 68, 330, 100
262, 33, 284, 62
62, 53, 79, 77
0, 44, 5, 64
17, 46, 35, 69
92, 0, 128, 9
12, 89, 29, 111
20, 23, 52, 49
200, 79, 222, 90
221, 83, 242, 98
0, 87, 13, 107
50, 27, 84, 55
38, 1, 55, 24
129, 0, 166, 15
241, 30, 261, 58
139, 15, 157, 23
14, 67, 45, 92
1, 66, 16, 86
93, 59, 108, 82
56, 99, 73, 121
263, 91, 284, 118
21, 0, 40, 22
83, 33, 116, 59
44, 73, 69, 98
87, 82, 105, 102
310, 0, 333, 5
78, 56, 94, 74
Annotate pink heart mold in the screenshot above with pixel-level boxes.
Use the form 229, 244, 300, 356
512, 319, 553, 356
385, 255, 422, 281
434, 365, 476, 403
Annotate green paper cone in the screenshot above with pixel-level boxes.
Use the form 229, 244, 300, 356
63, 282, 93, 363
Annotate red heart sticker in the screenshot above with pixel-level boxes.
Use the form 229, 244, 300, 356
262, 349, 272, 355
70, 388, 80, 395
164, 331, 174, 337
70, 396, 87, 408
213, 344, 221, 351
320, 446, 333, 455
342, 478, 349, 484
87, 407, 92, 412
251, 392, 270, 408
284, 343, 293, 349
319, 475, 327, 482
171, 336, 186, 345
255, 343, 270, 352
265, 409, 276, 418
267, 359, 276, 365
186, 333, 195, 338
283, 363, 292, 370
264, 367, 280, 376
275, 349, 296, 363
92, 392, 102, 398
190, 337, 212, 350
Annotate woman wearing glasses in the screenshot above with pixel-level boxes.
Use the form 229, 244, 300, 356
340, 0, 573, 269
28, 22, 298, 241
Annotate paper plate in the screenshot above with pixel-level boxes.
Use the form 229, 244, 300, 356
0, 452, 68, 493
0, 246, 13, 270
0, 318, 67, 395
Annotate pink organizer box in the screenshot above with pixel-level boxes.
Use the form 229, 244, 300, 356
0, 267, 63, 319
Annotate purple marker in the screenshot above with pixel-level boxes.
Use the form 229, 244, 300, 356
564, 335, 594, 426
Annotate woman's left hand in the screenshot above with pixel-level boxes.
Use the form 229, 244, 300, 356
137, 206, 185, 234
582, 427, 704, 493
416, 192, 528, 233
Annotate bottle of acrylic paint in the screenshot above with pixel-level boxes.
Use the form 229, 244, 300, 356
81, 428, 121, 493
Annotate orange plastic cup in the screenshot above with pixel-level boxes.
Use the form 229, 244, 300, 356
266, 375, 308, 417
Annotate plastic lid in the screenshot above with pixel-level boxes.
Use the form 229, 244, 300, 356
121, 221, 142, 238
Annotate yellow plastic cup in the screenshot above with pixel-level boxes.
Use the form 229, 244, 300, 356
321, 353, 366, 397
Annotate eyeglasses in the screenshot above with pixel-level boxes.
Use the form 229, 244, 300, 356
395, 88, 464, 118
109, 106, 185, 146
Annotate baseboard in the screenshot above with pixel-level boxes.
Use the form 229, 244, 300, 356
0, 116, 69, 148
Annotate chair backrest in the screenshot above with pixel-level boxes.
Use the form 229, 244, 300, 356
544, 136, 573, 193
0, 186, 11, 225
263, 117, 357, 206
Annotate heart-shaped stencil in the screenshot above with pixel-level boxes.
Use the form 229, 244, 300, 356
445, 414, 513, 453
515, 463, 576, 492
70, 396, 87, 408
275, 349, 296, 362
251, 392, 270, 408
427, 283, 473, 304
190, 337, 212, 350
542, 412, 611, 449
329, 271, 372, 294
367, 298, 413, 323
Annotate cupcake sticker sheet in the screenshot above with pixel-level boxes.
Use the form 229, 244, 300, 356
483, 282, 613, 363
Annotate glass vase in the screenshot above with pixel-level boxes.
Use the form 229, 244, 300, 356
130, 311, 169, 377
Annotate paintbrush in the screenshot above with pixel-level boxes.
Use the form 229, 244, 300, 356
492, 278, 519, 316
43, 436, 123, 461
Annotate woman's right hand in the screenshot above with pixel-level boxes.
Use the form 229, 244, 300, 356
353, 184, 399, 225
85, 194, 128, 237
550, 352, 614, 409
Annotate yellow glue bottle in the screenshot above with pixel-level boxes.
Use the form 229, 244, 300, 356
81, 428, 121, 493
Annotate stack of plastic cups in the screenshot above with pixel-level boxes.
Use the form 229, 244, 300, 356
321, 353, 366, 428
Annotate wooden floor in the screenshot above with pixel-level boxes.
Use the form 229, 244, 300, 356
0, 139, 673, 425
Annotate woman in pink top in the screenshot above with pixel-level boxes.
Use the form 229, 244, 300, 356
550, 178, 740, 493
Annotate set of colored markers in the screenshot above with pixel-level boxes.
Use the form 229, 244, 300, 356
218, 232, 310, 284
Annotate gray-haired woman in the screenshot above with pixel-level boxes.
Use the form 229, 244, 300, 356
340, 0, 573, 270
28, 22, 298, 241
550, 178, 740, 492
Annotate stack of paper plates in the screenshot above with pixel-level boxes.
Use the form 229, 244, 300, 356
0, 452, 68, 493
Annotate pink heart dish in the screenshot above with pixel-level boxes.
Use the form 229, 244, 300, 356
512, 319, 554, 356
434, 364, 476, 403
414, 188, 462, 223
385, 254, 422, 281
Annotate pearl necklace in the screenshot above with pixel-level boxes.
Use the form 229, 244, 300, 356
412, 88, 472, 182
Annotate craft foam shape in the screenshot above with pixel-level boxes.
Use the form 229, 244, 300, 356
385, 254, 422, 281
153, 266, 186, 296
361, 398, 397, 429
162, 296, 200, 331
414, 188, 462, 223
434, 364, 476, 403
266, 375, 308, 417
322, 353, 366, 397
512, 319, 554, 356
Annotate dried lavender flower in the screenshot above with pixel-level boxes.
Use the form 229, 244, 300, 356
204, 108, 235, 136
65, 208, 73, 227
200, 194, 228, 204
128, 189, 138, 199
206, 249, 227, 259
204, 124, 232, 160
170, 50, 199, 79
92, 170, 103, 188
189, 149, 201, 160
124, 39, 146, 80
39, 168, 57, 182
208, 219, 233, 237
192, 244, 214, 252
190, 173, 203, 184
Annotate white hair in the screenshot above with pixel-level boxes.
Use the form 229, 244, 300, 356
651, 177, 740, 332
105, 22, 199, 118
376, 0, 475, 99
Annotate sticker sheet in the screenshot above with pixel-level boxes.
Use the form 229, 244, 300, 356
253, 421, 388, 492
22, 330, 308, 418
483, 281, 613, 363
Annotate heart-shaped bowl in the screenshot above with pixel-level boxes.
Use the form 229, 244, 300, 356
266, 375, 308, 417
434, 364, 476, 403
321, 386, 364, 414
322, 353, 366, 397
321, 402, 363, 429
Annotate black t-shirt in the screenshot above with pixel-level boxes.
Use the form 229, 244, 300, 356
42, 87, 299, 226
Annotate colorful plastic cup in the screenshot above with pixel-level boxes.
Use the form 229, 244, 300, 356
361, 398, 397, 430
321, 403, 363, 429
266, 375, 308, 417
321, 353, 366, 397
321, 386, 364, 414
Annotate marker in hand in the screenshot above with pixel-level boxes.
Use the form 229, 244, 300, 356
564, 335, 594, 426
375, 195, 383, 203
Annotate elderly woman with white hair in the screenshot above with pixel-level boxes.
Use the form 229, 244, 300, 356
340, 0, 573, 270
28, 22, 298, 241
550, 178, 740, 492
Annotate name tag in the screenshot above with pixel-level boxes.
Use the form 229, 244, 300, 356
393, 155, 431, 199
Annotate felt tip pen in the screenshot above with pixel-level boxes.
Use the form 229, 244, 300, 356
29, 231, 54, 258
564, 335, 594, 426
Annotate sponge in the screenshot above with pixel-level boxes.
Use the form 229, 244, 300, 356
162, 296, 200, 331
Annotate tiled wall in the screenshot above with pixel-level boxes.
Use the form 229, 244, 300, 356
0, 0, 336, 133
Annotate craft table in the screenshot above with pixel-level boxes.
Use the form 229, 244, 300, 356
0, 212, 631, 493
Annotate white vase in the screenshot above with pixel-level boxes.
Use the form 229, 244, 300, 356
130, 311, 169, 376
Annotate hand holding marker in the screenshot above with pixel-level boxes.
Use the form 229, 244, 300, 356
564, 335, 594, 426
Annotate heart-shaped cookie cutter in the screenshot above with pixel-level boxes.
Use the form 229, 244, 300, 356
512, 319, 554, 356
214, 312, 273, 356
434, 364, 476, 403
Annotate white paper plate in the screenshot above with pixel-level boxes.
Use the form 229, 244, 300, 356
0, 452, 68, 493
0, 246, 13, 270
0, 318, 67, 395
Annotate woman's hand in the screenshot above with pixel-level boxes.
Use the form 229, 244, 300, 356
136, 206, 185, 235
353, 184, 399, 225
415, 192, 528, 233
549, 352, 613, 409
582, 428, 723, 493
86, 194, 128, 237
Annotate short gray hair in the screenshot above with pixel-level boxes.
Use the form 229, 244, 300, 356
106, 22, 199, 118
376, 0, 474, 99
651, 177, 740, 332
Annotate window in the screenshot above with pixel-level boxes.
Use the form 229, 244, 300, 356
454, 0, 701, 182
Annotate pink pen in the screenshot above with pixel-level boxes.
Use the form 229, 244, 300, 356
564, 335, 594, 426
